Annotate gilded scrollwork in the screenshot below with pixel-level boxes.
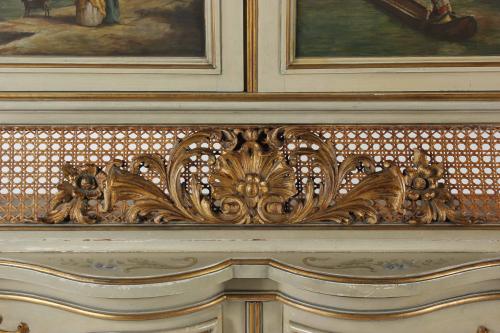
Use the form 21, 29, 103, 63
41, 128, 479, 225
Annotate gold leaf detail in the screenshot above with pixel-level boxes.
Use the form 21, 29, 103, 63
43, 163, 102, 224
403, 149, 479, 224
210, 131, 296, 224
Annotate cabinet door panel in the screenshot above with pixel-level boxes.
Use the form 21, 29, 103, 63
257, 0, 500, 93
0, 0, 244, 92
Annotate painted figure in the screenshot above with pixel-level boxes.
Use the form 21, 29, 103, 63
76, 0, 105, 26
427, 0, 453, 23
75, 0, 119, 26
104, 0, 120, 24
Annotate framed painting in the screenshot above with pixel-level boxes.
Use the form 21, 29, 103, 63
0, 0, 243, 92
257, 0, 500, 92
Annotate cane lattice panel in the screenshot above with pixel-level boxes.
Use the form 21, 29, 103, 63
0, 125, 498, 225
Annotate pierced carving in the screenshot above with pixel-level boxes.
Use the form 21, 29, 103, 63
41, 128, 480, 225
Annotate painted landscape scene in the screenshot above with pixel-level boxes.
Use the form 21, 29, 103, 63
0, 0, 206, 56
296, 0, 500, 57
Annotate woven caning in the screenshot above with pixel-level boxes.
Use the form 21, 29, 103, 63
0, 125, 498, 224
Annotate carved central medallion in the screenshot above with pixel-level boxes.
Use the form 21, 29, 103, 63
210, 130, 297, 224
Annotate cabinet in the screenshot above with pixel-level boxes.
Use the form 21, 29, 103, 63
0, 1, 499, 332
0, 0, 244, 92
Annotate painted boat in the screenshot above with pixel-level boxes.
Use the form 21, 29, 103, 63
368, 0, 478, 41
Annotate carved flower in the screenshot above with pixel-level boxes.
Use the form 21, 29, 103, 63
404, 149, 443, 203
69, 164, 102, 199
44, 163, 103, 224
403, 149, 465, 224
210, 132, 297, 224
236, 174, 269, 202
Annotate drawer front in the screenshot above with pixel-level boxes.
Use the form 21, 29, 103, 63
0, 300, 246, 333
283, 301, 500, 333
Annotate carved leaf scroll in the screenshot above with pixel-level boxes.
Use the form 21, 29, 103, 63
41, 128, 479, 225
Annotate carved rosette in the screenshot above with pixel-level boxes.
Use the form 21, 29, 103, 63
41, 128, 478, 225
403, 149, 477, 224
43, 164, 104, 224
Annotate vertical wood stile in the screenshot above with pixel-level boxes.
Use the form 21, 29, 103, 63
246, 301, 263, 333
246, 0, 258, 92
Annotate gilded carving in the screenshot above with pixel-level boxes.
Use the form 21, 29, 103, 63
403, 149, 476, 224
44, 164, 104, 224
41, 128, 478, 225
209, 130, 297, 224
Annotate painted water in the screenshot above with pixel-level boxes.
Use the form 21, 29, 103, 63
296, 0, 500, 57
0, 0, 74, 21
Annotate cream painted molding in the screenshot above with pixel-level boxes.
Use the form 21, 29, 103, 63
0, 101, 500, 124
1, 230, 500, 253
1, 290, 500, 321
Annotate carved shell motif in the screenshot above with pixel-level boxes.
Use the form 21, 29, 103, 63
209, 130, 297, 224
42, 128, 477, 225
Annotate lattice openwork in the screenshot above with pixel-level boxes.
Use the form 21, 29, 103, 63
0, 125, 498, 225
